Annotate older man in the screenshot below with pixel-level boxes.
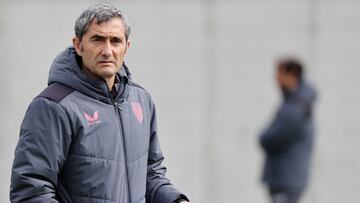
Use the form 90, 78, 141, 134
10, 4, 189, 203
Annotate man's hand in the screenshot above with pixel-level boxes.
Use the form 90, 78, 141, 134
175, 199, 189, 203
174, 196, 190, 203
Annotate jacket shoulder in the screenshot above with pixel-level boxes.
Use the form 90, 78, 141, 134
128, 81, 156, 110
36, 82, 75, 103
129, 81, 146, 91
128, 81, 152, 97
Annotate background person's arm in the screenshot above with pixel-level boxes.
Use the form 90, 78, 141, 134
260, 100, 306, 152
10, 98, 72, 203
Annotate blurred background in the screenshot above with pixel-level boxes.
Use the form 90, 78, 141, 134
1, 0, 359, 202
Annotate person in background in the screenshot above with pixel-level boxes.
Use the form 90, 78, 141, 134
259, 58, 317, 203
10, 4, 189, 203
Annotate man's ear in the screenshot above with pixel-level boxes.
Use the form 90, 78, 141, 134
124, 40, 131, 56
72, 37, 83, 56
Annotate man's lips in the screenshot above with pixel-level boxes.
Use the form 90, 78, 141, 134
98, 60, 114, 65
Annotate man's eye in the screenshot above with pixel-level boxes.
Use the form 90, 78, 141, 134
112, 39, 122, 44
92, 38, 102, 42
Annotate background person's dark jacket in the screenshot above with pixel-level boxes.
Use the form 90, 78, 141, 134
10, 47, 188, 203
260, 81, 317, 191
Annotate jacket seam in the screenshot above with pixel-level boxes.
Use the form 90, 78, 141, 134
37, 82, 76, 103
69, 153, 124, 164
69, 152, 148, 165
128, 152, 148, 165
73, 194, 116, 201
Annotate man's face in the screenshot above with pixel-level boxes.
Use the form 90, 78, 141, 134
276, 67, 297, 91
73, 17, 130, 80
276, 68, 288, 89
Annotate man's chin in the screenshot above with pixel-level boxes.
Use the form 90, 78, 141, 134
99, 71, 117, 79
97, 67, 119, 77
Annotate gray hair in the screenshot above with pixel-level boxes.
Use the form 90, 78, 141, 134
74, 4, 131, 41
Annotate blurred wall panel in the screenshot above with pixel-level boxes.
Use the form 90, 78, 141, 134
0, 1, 12, 202
311, 1, 360, 203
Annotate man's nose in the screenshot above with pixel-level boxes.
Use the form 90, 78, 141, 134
101, 41, 112, 58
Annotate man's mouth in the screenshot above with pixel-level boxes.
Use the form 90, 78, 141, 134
98, 60, 114, 65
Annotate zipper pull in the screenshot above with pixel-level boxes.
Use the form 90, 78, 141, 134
114, 102, 123, 111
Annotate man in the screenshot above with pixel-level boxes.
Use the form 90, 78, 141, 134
259, 58, 317, 203
10, 4, 189, 203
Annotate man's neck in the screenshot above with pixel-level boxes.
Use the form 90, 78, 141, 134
104, 76, 115, 91
287, 83, 298, 92
81, 67, 115, 91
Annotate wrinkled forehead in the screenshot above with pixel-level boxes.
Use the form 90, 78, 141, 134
86, 17, 126, 38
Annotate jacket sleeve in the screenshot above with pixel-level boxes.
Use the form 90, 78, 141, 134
10, 98, 72, 203
145, 101, 189, 203
260, 100, 307, 152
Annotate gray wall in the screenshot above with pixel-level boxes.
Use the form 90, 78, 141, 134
1, 0, 359, 202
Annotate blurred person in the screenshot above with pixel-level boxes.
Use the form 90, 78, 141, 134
259, 58, 317, 203
10, 4, 189, 203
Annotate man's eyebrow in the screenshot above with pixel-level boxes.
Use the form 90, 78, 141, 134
90, 34, 106, 40
110, 36, 122, 41
90, 34, 123, 41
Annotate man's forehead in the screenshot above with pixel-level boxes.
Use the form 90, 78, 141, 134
87, 18, 125, 37
88, 29, 123, 38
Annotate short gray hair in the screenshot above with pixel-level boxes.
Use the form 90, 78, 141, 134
74, 4, 131, 41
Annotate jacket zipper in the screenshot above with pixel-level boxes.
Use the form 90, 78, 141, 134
109, 93, 132, 203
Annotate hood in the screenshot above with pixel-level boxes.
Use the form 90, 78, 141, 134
285, 80, 317, 108
48, 46, 131, 103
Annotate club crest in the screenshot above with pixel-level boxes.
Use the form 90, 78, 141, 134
131, 102, 143, 123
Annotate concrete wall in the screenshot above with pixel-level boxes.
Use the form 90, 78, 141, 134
1, 0, 359, 202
